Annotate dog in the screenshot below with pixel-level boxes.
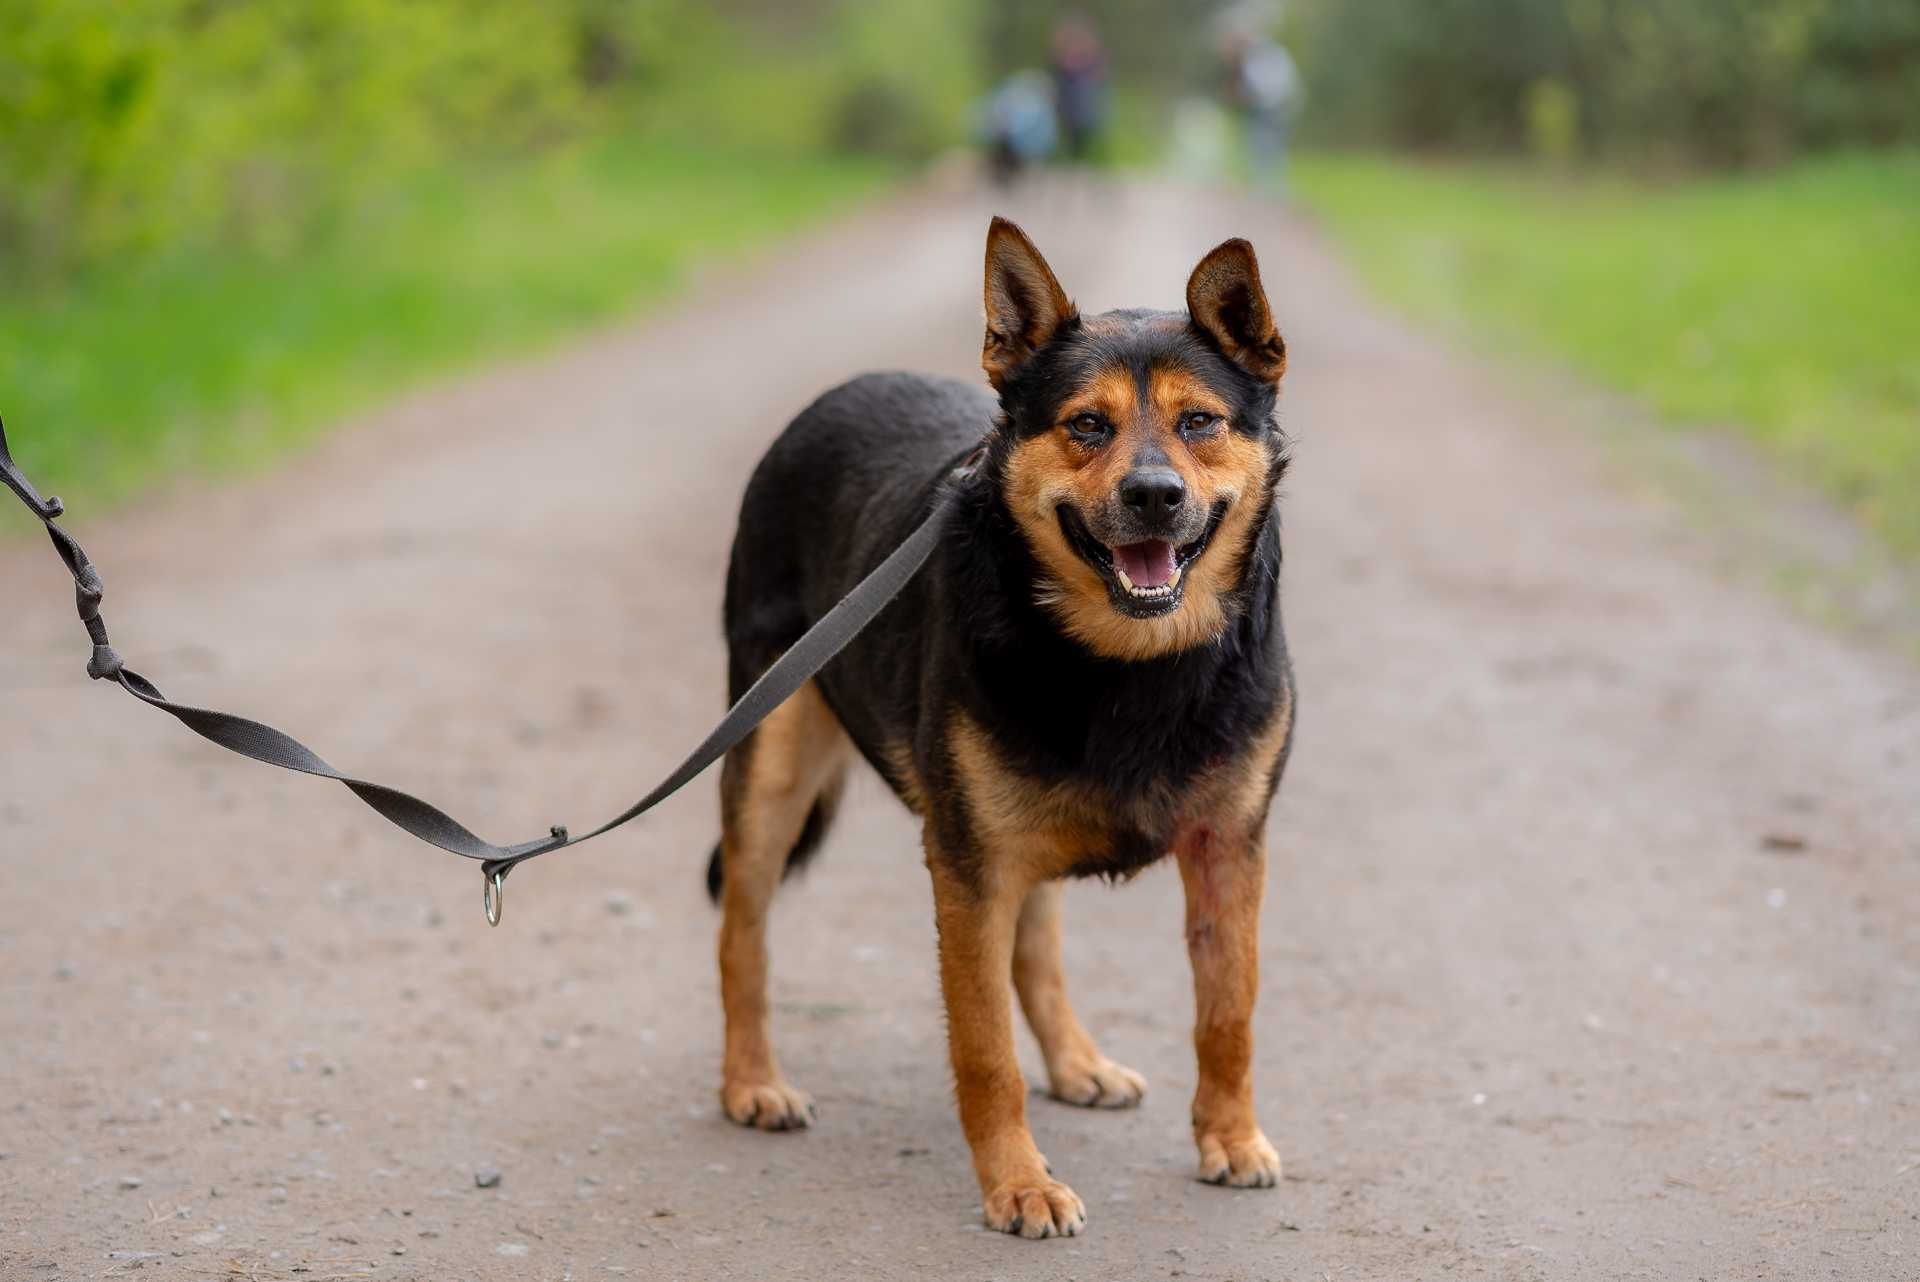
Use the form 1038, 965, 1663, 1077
708, 217, 1294, 1239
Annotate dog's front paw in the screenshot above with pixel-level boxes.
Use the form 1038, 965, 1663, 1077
1195, 1126, 1280, 1188
720, 1077, 815, 1132
1048, 1054, 1147, 1109
983, 1177, 1087, 1239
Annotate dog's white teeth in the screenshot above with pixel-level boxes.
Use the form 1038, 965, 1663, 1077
1115, 562, 1181, 601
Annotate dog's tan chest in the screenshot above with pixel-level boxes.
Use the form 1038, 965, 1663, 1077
946, 693, 1292, 885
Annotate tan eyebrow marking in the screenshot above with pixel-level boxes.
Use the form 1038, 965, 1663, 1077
1148, 365, 1234, 425
1059, 365, 1140, 428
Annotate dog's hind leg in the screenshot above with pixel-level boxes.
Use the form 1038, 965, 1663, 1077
1013, 881, 1147, 1109
715, 680, 850, 1131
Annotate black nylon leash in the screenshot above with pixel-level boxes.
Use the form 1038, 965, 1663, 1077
1, 411, 977, 925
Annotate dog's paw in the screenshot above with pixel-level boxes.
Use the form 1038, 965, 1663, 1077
1048, 1055, 1147, 1110
1195, 1127, 1281, 1188
983, 1177, 1087, 1239
720, 1078, 815, 1132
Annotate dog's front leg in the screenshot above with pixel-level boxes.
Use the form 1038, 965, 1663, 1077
928, 851, 1087, 1239
1176, 824, 1282, 1187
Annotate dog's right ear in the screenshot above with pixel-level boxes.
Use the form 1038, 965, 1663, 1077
982, 217, 1076, 389
1186, 238, 1286, 383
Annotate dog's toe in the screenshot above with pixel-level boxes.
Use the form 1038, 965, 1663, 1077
984, 1177, 1086, 1239
1049, 1056, 1147, 1110
721, 1079, 815, 1132
1195, 1127, 1281, 1188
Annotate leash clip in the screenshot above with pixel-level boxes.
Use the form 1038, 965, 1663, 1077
483, 868, 505, 927
479, 827, 565, 927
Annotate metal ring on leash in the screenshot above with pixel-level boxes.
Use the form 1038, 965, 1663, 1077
483, 869, 505, 927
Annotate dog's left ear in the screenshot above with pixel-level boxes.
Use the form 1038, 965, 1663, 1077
1186, 239, 1286, 383
983, 217, 1077, 389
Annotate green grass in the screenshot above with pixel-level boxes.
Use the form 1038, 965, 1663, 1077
0, 137, 889, 518
1292, 152, 1920, 556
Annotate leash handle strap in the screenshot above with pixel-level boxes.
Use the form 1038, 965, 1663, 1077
1, 411, 973, 916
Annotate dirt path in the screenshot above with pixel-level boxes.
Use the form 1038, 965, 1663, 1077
4, 180, 1917, 1281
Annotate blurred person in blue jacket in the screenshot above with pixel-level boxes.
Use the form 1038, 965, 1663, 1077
979, 70, 1059, 186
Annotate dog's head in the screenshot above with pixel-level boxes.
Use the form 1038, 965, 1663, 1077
980, 217, 1287, 662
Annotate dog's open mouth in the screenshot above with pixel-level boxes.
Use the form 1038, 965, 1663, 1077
1057, 501, 1228, 619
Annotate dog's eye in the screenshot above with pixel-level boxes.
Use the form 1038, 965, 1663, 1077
1182, 411, 1221, 435
1066, 413, 1109, 442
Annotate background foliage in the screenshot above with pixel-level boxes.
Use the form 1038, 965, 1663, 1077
1289, 0, 1920, 167
8, 0, 1915, 293
0, 0, 980, 285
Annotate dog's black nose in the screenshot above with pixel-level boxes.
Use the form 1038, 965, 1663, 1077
1120, 467, 1185, 524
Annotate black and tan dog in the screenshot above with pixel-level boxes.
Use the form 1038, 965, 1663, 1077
708, 218, 1294, 1239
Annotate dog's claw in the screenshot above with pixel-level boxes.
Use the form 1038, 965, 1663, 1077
722, 1079, 815, 1132
983, 1176, 1086, 1240
1195, 1127, 1281, 1188
1048, 1056, 1147, 1111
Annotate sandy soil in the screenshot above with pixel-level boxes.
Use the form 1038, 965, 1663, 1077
3, 180, 1917, 1281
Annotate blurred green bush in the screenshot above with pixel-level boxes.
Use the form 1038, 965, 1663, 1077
3, 0, 586, 275
1289, 0, 1920, 168
0, 0, 980, 284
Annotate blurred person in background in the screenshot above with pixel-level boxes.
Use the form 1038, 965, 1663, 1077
1220, 21, 1303, 194
979, 69, 1059, 186
1048, 13, 1110, 163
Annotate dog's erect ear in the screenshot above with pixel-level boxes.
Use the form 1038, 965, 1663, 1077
982, 217, 1076, 389
1186, 238, 1286, 383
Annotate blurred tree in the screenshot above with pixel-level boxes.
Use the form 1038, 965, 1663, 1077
1289, 0, 1573, 152
0, 0, 988, 284
1287, 0, 1920, 168
1798, 0, 1920, 147
0, 0, 599, 276
828, 0, 983, 159
1525, 77, 1582, 164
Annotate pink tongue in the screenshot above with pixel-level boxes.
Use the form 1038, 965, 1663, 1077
1114, 540, 1176, 588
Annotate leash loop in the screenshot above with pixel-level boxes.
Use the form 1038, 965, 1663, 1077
88, 644, 125, 681
0, 421, 64, 520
